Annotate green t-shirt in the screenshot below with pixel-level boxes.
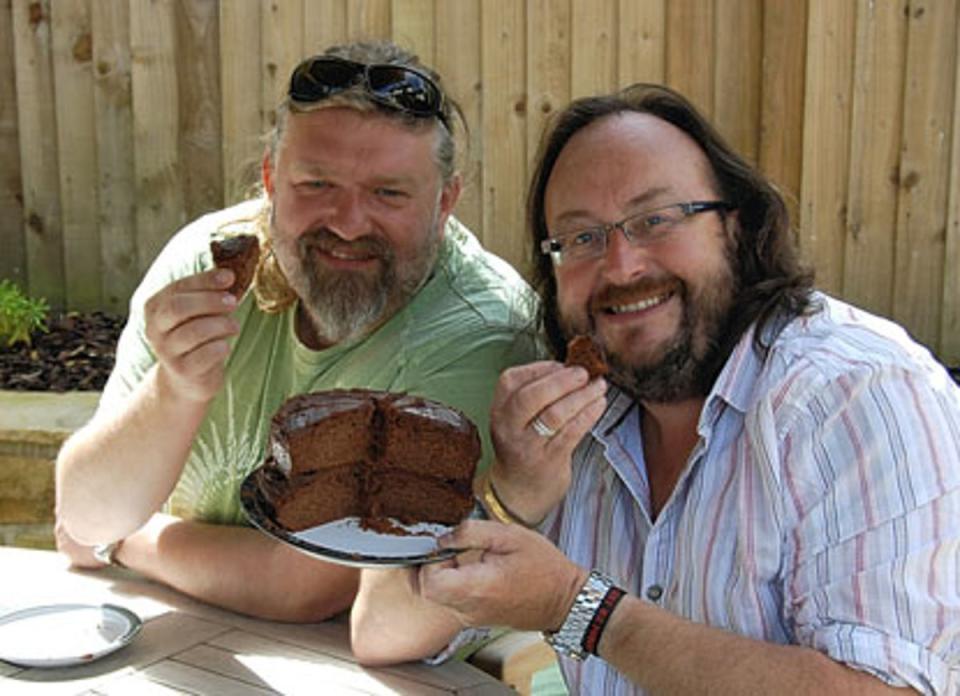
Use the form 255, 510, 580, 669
100, 200, 541, 524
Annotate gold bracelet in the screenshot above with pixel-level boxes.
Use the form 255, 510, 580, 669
481, 475, 534, 527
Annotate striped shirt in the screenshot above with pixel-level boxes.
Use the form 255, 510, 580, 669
545, 293, 960, 695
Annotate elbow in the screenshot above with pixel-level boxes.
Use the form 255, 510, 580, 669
53, 465, 99, 546
350, 605, 450, 667
350, 615, 408, 666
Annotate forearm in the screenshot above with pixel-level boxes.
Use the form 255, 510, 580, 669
55, 365, 209, 543
351, 567, 462, 665
599, 596, 913, 695
118, 514, 358, 622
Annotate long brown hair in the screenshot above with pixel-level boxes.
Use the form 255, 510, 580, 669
528, 83, 814, 361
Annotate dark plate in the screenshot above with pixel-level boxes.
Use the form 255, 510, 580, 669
240, 469, 461, 569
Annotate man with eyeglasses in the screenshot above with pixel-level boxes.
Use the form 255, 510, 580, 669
53, 41, 539, 621
351, 84, 960, 694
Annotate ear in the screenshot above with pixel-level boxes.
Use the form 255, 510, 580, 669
261, 149, 275, 198
722, 207, 740, 243
436, 174, 462, 231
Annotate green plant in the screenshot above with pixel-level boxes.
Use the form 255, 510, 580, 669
0, 280, 49, 347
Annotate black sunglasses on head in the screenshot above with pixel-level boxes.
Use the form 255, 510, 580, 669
288, 56, 448, 128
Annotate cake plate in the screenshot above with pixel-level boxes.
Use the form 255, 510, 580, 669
240, 469, 461, 568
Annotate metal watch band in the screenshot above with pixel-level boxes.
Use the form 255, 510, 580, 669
543, 569, 616, 660
93, 540, 124, 567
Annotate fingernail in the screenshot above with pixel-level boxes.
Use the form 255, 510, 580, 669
215, 269, 232, 284
222, 292, 237, 306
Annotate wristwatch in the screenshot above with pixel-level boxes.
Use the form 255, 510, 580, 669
543, 570, 622, 660
92, 540, 124, 567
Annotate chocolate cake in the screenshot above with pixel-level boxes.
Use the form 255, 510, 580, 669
211, 234, 260, 298
565, 334, 609, 379
261, 389, 480, 531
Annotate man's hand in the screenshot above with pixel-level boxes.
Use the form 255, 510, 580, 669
418, 520, 588, 632
144, 268, 241, 404
490, 361, 607, 523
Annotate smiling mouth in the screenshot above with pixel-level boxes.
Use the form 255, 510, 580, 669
313, 246, 379, 263
328, 249, 372, 261
592, 282, 678, 317
604, 290, 674, 315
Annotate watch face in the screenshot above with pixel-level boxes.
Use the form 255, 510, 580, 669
93, 542, 118, 566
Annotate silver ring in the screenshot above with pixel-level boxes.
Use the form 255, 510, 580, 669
531, 416, 556, 439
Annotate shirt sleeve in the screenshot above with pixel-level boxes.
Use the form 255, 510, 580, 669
778, 364, 960, 695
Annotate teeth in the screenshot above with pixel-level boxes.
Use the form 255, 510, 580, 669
609, 293, 670, 314
329, 249, 366, 261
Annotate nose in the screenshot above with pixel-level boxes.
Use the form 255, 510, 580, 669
325, 189, 371, 241
599, 222, 653, 284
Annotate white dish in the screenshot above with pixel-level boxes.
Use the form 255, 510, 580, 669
241, 469, 462, 568
0, 603, 142, 668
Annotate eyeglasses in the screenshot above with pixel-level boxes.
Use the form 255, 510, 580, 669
540, 200, 733, 266
289, 56, 448, 129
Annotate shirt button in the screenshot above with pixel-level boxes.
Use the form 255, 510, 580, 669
646, 584, 663, 601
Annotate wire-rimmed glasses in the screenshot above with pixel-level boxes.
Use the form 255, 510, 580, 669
540, 200, 733, 266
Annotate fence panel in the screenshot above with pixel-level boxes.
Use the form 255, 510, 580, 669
892, 0, 957, 351
12, 0, 64, 309
758, 0, 807, 224
799, 0, 855, 295
0, 0, 958, 364
435, 0, 481, 237
0, 0, 25, 285
92, 0, 137, 313
843, 0, 906, 319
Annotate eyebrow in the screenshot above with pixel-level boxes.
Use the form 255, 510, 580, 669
292, 162, 421, 190
551, 186, 673, 227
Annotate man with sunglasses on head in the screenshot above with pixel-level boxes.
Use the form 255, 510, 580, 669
53, 40, 539, 622
351, 84, 960, 694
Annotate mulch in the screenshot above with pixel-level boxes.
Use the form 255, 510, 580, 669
0, 311, 957, 393
0, 312, 125, 392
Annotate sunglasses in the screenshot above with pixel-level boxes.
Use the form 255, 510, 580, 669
288, 56, 448, 128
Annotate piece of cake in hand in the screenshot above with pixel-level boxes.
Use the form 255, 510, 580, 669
210, 234, 260, 298
565, 334, 609, 379
261, 389, 480, 532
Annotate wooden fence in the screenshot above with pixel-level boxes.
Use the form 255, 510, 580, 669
0, 0, 958, 363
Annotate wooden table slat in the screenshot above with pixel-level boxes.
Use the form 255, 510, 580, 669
189, 632, 450, 696
0, 547, 509, 694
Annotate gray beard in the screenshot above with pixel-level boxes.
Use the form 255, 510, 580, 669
302, 264, 392, 345
294, 218, 442, 346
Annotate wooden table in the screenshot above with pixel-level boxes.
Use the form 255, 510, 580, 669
0, 547, 512, 694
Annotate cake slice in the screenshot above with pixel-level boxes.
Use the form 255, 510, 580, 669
268, 391, 376, 477
259, 389, 480, 532
211, 234, 260, 298
565, 334, 609, 378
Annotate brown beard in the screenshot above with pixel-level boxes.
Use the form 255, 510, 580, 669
561, 247, 740, 403
604, 282, 735, 402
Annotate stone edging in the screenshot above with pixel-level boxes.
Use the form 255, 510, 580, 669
0, 391, 99, 548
